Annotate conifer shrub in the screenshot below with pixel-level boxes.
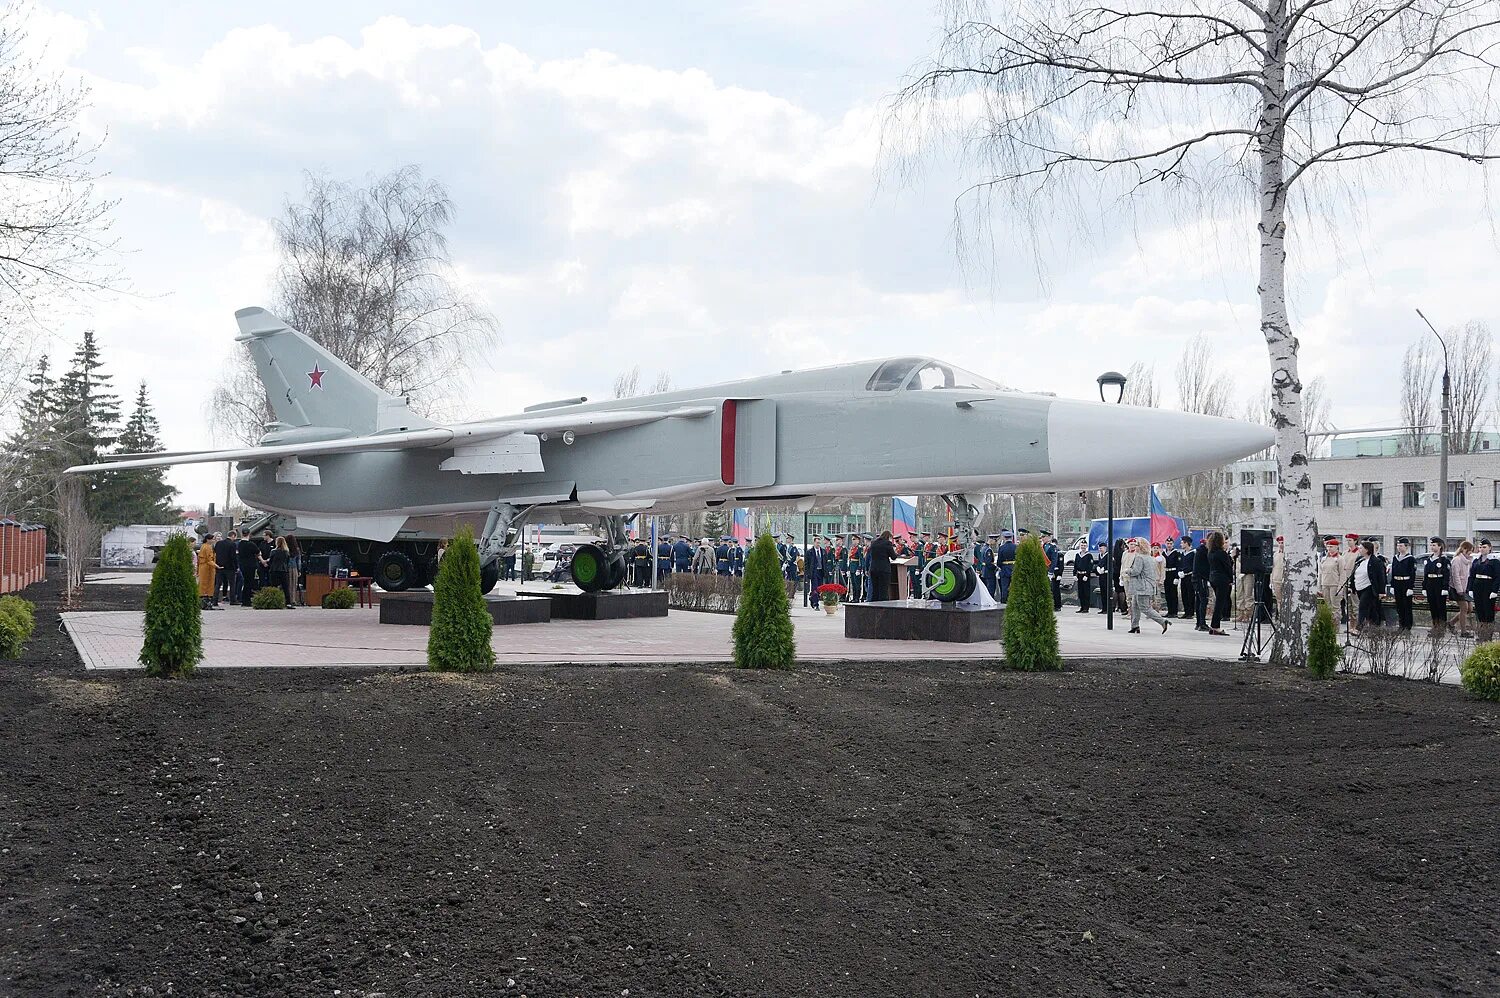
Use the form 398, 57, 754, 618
139, 533, 201, 677
251, 587, 286, 610
1000, 535, 1061, 671
0, 595, 36, 659
321, 587, 357, 609
1308, 600, 1341, 679
732, 533, 795, 669
1459, 642, 1500, 702
428, 525, 494, 672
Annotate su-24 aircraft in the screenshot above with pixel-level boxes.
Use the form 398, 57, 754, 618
69, 307, 1274, 599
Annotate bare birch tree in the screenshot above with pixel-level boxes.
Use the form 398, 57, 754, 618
1398, 340, 1438, 455
890, 0, 1500, 664
1122, 361, 1160, 408
1449, 320, 1492, 452
208, 167, 497, 444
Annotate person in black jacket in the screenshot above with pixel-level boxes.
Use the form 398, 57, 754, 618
1350, 539, 1387, 629
867, 530, 897, 603
1423, 537, 1452, 632
1206, 531, 1233, 635
1389, 537, 1417, 630
1073, 542, 1094, 612
1194, 536, 1212, 630
268, 536, 293, 607
236, 532, 262, 606
1163, 538, 1181, 618
213, 530, 239, 605
1471, 539, 1496, 641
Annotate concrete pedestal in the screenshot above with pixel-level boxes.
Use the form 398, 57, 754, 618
379, 592, 552, 626
517, 589, 669, 620
845, 600, 1002, 643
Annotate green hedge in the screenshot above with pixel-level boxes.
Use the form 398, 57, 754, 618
321, 587, 357, 609
1000, 536, 1061, 671
0, 595, 36, 659
428, 525, 494, 672
732, 533, 795, 669
1308, 600, 1341, 679
1460, 642, 1500, 702
251, 586, 287, 610
139, 534, 202, 677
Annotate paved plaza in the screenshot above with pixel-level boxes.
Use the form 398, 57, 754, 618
62, 581, 1253, 670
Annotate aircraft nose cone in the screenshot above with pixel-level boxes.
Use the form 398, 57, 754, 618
1046, 401, 1275, 489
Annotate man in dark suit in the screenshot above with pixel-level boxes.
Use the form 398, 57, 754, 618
1194, 535, 1211, 630
236, 531, 262, 606
214, 530, 239, 605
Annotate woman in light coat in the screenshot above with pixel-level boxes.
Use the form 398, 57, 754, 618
1125, 538, 1170, 634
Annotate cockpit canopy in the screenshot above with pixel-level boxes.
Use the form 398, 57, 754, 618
866, 357, 1006, 393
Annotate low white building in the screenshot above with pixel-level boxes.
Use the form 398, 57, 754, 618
100, 525, 190, 568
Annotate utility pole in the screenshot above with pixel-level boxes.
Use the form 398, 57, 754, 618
1417, 310, 1450, 543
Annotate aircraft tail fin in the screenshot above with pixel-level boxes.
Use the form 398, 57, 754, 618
234, 307, 432, 436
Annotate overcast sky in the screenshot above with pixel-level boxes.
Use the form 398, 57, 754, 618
29, 1, 1500, 509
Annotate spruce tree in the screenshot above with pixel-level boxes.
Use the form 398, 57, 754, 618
732, 533, 796, 669
96, 382, 177, 526
52, 330, 121, 521
1307, 601, 1341, 679
0, 357, 63, 525
427, 525, 495, 672
1000, 535, 1061, 671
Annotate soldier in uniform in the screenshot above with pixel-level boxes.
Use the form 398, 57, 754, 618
1317, 536, 1347, 621
1177, 536, 1195, 619
1423, 536, 1452, 632
1041, 530, 1062, 610
672, 534, 693, 574
1162, 537, 1180, 618
978, 533, 998, 597
995, 530, 1018, 603
835, 535, 850, 590
1337, 533, 1362, 630
1073, 540, 1094, 612
1470, 538, 1495, 641
1091, 541, 1110, 612
716, 536, 732, 576
1389, 537, 1416, 630
656, 532, 673, 580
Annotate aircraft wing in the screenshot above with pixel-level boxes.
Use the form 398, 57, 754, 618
63, 405, 717, 476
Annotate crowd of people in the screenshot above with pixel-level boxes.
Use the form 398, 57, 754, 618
192, 529, 304, 609
1071, 533, 1238, 636
1316, 532, 1494, 638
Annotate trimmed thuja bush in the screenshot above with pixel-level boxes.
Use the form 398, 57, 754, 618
140, 533, 202, 677
0, 595, 37, 659
1459, 642, 1500, 702
732, 533, 795, 669
1001, 536, 1060, 671
428, 525, 494, 672
251, 587, 286, 610
1308, 600, 1341, 679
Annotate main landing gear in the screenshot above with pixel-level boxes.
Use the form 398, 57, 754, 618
478, 500, 527, 595
920, 493, 982, 604
570, 515, 629, 593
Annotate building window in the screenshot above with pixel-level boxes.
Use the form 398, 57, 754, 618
1240, 498, 1255, 514
1262, 497, 1277, 513
1494, 480, 1500, 508
1449, 480, 1466, 509
1361, 483, 1383, 508
1323, 484, 1341, 507
1240, 471, 1256, 486
1262, 470, 1277, 485
1403, 482, 1424, 508
1223, 471, 1234, 489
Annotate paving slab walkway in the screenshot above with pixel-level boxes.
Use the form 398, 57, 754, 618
62, 597, 1249, 671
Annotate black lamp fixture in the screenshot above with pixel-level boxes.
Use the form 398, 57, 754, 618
1097, 370, 1128, 630
1097, 370, 1127, 405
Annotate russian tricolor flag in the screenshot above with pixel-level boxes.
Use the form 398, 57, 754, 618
892, 496, 917, 540
731, 508, 752, 542
1148, 485, 1177, 545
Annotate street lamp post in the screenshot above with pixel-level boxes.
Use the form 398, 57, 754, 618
1097, 371, 1128, 631
1416, 309, 1451, 543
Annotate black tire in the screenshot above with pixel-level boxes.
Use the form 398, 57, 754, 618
956, 564, 978, 602
374, 550, 417, 592
604, 554, 626, 591
479, 561, 499, 595
571, 544, 609, 592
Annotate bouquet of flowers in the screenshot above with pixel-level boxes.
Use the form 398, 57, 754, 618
816, 583, 848, 607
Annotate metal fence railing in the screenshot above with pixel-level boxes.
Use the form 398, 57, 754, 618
0, 519, 46, 594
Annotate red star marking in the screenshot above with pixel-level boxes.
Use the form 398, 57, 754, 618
307, 365, 325, 390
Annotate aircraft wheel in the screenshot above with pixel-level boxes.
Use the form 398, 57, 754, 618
923, 556, 978, 603
604, 553, 627, 591
571, 544, 609, 592
479, 561, 500, 595
956, 564, 978, 601
374, 550, 417, 592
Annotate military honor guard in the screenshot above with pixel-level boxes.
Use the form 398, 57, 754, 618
656, 532, 673, 579
849, 535, 866, 602
1387, 537, 1416, 630
673, 534, 693, 574
715, 536, 733, 576
1163, 538, 1181, 617
978, 533, 998, 597
995, 530, 1018, 603
1423, 537, 1452, 632
1470, 539, 1495, 641
1041, 530, 1063, 610
1176, 536, 1195, 619
1072, 540, 1094, 612
1317, 536, 1345, 620
1091, 541, 1110, 612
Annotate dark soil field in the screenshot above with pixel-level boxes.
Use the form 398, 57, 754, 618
2, 573, 1497, 997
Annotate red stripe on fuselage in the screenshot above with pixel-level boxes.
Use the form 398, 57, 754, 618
721, 400, 737, 485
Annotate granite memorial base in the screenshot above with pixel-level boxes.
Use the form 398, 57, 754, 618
844, 600, 1003, 643
517, 589, 669, 620
379, 592, 552, 626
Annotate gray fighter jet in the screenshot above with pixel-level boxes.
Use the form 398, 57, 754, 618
69, 307, 1273, 598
